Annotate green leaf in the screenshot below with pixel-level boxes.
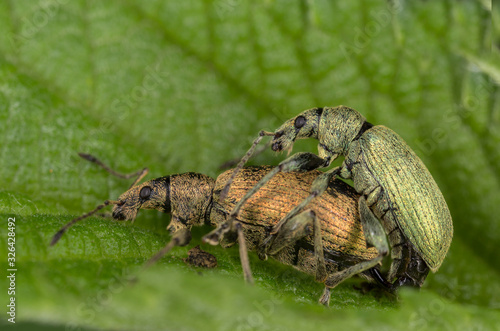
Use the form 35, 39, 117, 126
1, 1, 499, 330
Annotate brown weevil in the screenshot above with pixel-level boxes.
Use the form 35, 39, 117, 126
217, 106, 452, 304
51, 154, 406, 305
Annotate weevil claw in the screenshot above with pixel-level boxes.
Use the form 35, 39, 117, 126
202, 232, 220, 246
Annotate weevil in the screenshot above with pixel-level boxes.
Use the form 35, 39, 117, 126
215, 106, 452, 304
51, 155, 397, 305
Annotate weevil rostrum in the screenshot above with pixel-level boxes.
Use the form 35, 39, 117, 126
51, 155, 403, 305
217, 106, 452, 304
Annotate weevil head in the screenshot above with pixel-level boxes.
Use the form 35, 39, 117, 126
271, 107, 323, 153
112, 173, 215, 226
112, 177, 172, 221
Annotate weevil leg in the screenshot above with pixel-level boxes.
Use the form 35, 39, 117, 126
263, 209, 327, 282
319, 196, 389, 306
128, 226, 192, 285
203, 220, 255, 284
203, 219, 232, 245
235, 222, 254, 285
319, 288, 331, 306
218, 137, 272, 171
358, 196, 388, 256
268, 166, 339, 237
259, 166, 339, 258
141, 216, 193, 271
78, 152, 149, 188
142, 227, 192, 269
219, 131, 274, 201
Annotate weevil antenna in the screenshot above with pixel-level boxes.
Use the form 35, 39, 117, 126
78, 153, 149, 188
50, 200, 120, 246
219, 131, 273, 201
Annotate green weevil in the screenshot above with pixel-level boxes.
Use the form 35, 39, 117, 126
214, 106, 453, 303
51, 155, 412, 305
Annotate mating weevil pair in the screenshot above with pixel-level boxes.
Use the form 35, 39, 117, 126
52, 105, 452, 306
52, 155, 383, 305
216, 105, 453, 299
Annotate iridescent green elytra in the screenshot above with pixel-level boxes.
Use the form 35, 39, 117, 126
217, 106, 453, 296
343, 125, 452, 273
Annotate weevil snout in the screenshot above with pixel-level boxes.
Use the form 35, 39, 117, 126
111, 198, 140, 221
111, 203, 128, 221
271, 133, 284, 152
270, 124, 295, 153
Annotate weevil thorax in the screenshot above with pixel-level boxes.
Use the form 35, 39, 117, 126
317, 106, 367, 160
168, 173, 215, 227
271, 107, 323, 154
112, 177, 173, 221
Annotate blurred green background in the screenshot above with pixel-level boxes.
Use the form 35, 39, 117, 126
0, 0, 499, 330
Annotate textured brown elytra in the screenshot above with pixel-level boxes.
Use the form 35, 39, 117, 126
211, 166, 377, 275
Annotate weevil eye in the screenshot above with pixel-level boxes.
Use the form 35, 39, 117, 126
294, 116, 306, 129
139, 186, 152, 200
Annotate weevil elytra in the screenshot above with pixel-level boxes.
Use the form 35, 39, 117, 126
217, 106, 452, 303
51, 155, 404, 305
